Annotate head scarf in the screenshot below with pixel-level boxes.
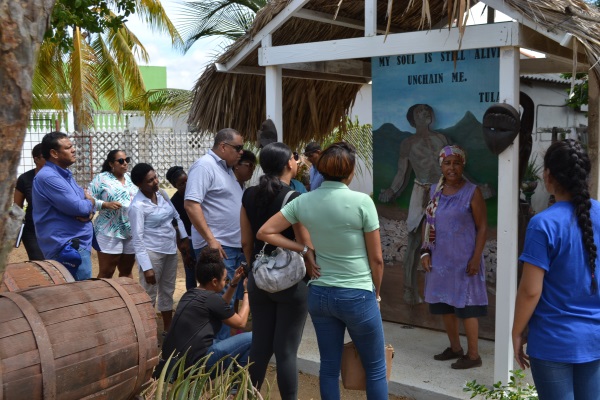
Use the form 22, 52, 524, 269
422, 145, 466, 251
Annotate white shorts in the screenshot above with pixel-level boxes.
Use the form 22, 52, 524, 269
95, 233, 135, 255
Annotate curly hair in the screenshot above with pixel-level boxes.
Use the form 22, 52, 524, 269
544, 139, 597, 293
195, 248, 226, 285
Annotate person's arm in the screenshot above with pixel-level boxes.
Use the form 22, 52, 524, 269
128, 203, 156, 284
512, 262, 544, 369
222, 268, 249, 329
257, 212, 304, 253
14, 189, 25, 209
184, 199, 226, 258
292, 222, 319, 278
364, 229, 384, 298
466, 187, 488, 276
379, 142, 411, 202
420, 218, 432, 272
240, 206, 254, 266
43, 175, 94, 217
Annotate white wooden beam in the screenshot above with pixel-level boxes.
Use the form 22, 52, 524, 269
364, 0, 377, 37
260, 22, 520, 65
263, 35, 283, 142
494, 45, 520, 385
482, 0, 574, 49
520, 57, 588, 74
220, 0, 310, 71
214, 64, 370, 84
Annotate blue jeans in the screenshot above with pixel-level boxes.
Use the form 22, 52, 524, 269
206, 332, 252, 373
308, 285, 388, 400
64, 248, 92, 281
194, 246, 246, 340
530, 357, 600, 400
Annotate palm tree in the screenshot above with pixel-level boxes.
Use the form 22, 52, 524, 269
126, 0, 265, 123
33, 0, 183, 132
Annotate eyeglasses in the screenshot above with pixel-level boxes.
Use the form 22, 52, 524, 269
115, 157, 131, 164
223, 142, 244, 152
293, 152, 299, 161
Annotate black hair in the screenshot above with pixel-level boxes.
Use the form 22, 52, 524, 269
406, 104, 434, 127
239, 149, 257, 164
101, 149, 124, 173
41, 131, 68, 160
213, 128, 240, 148
130, 163, 154, 186
257, 142, 292, 206
196, 248, 226, 285
317, 142, 356, 182
544, 139, 597, 293
166, 166, 186, 187
32, 143, 42, 158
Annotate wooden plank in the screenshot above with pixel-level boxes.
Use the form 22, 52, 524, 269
1, 348, 40, 373
55, 332, 137, 369
25, 287, 119, 313
0, 300, 24, 323
40, 298, 126, 326
0, 330, 36, 359
52, 324, 136, 359
55, 344, 139, 394
64, 368, 138, 400
2, 372, 42, 399
0, 317, 30, 339
46, 308, 133, 345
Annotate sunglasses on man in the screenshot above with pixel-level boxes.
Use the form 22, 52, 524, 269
223, 142, 244, 152
115, 157, 131, 164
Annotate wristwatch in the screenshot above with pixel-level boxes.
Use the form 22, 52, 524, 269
299, 245, 309, 256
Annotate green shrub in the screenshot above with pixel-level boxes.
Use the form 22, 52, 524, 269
464, 370, 537, 399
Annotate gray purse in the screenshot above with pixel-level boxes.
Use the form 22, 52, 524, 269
252, 190, 306, 293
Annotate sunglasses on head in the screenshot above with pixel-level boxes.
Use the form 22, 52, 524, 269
293, 152, 299, 161
223, 142, 244, 152
115, 157, 131, 164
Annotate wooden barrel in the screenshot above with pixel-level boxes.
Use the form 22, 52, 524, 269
0, 260, 75, 292
0, 278, 159, 400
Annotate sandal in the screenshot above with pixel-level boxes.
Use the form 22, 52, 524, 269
451, 355, 482, 369
433, 347, 464, 361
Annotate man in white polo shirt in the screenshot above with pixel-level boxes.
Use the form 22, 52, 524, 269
185, 128, 245, 338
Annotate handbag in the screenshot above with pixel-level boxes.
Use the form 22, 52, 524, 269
252, 190, 305, 293
340, 341, 395, 391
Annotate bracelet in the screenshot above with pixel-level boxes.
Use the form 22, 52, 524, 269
420, 253, 431, 259
244, 291, 248, 294
299, 245, 309, 257
376, 296, 382, 303
230, 283, 238, 288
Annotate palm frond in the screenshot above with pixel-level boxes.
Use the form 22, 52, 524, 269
93, 34, 125, 114
105, 24, 147, 99
136, 0, 185, 51
125, 88, 193, 129
32, 40, 70, 110
69, 27, 100, 131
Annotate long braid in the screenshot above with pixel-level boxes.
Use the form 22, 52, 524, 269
545, 139, 597, 293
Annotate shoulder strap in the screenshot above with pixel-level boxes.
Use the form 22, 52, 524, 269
280, 189, 295, 210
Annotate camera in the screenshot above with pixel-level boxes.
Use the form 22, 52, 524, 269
241, 261, 251, 278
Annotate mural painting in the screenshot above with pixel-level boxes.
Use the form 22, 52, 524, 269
373, 49, 500, 339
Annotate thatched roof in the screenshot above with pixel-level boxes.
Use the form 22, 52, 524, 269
188, 0, 600, 146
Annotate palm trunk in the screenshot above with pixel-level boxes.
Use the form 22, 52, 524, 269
0, 0, 57, 281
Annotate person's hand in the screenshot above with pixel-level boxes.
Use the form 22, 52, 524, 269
243, 277, 248, 291
231, 266, 245, 286
177, 238, 193, 266
512, 331, 530, 369
378, 188, 396, 203
75, 212, 94, 223
208, 239, 227, 259
103, 201, 122, 210
303, 248, 321, 279
84, 189, 96, 206
466, 257, 480, 276
421, 253, 432, 272
143, 269, 156, 285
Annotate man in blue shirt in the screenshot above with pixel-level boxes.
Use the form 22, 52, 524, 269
304, 142, 324, 191
32, 131, 96, 280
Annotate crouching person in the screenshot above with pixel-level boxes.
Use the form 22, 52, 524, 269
160, 248, 251, 375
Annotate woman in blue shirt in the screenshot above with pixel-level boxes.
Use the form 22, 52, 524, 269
513, 139, 600, 400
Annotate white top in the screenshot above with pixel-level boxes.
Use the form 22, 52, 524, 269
128, 190, 187, 271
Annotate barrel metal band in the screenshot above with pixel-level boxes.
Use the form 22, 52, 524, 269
0, 291, 56, 400
101, 279, 148, 395
42, 260, 75, 283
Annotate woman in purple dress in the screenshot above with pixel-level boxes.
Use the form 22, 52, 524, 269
420, 145, 488, 370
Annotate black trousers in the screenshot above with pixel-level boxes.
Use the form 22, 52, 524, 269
248, 273, 308, 400
22, 227, 44, 260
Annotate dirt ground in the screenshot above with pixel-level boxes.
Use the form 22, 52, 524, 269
7, 245, 409, 399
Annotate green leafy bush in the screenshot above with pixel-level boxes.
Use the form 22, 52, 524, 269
464, 370, 538, 399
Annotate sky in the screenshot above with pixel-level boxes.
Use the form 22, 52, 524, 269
125, 0, 229, 90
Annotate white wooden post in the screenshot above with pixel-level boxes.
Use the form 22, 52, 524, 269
494, 46, 520, 384
364, 0, 377, 37
263, 34, 283, 142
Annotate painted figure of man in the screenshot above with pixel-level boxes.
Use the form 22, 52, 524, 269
379, 104, 449, 304
32, 131, 96, 280
304, 142, 324, 191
